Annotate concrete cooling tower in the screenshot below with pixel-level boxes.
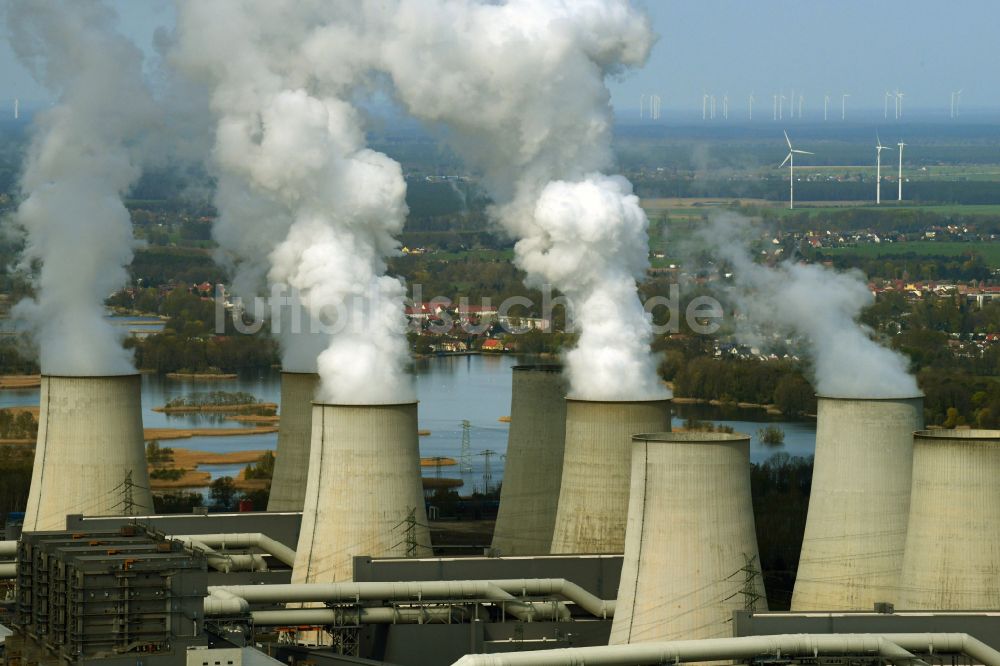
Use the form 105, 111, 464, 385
897, 429, 1000, 610
292, 402, 432, 584
491, 365, 567, 555
266, 371, 319, 511
791, 395, 923, 611
550, 398, 671, 554
610, 432, 767, 644
24, 374, 153, 532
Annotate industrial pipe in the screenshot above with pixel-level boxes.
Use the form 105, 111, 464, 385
251, 606, 463, 626
175, 536, 267, 573
172, 533, 295, 567
0, 562, 15, 578
0, 541, 16, 557
206, 581, 568, 622
449, 633, 1000, 666
205, 579, 612, 622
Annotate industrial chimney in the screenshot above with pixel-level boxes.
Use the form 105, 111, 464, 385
266, 371, 319, 511
611, 432, 767, 644
897, 429, 1000, 610
550, 398, 671, 554
791, 395, 923, 611
292, 401, 432, 584
23, 374, 153, 531
491, 365, 567, 555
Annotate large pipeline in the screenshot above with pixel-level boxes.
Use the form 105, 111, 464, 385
204, 578, 614, 622
450, 633, 1000, 666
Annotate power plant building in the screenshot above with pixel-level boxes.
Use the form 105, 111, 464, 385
610, 431, 766, 644
791, 395, 923, 611
23, 374, 154, 532
550, 398, 671, 554
491, 365, 566, 555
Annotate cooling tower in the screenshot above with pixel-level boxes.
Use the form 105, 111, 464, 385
491, 365, 567, 555
791, 395, 923, 611
550, 398, 671, 554
292, 401, 432, 584
266, 371, 319, 511
24, 374, 154, 531
897, 429, 1000, 610
611, 432, 767, 644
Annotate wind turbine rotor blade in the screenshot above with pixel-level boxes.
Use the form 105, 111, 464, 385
783, 130, 792, 148
792, 150, 814, 155
779, 153, 791, 168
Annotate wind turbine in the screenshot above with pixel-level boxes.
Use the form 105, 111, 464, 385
640, 94, 646, 120
710, 95, 716, 119
702, 93, 709, 121
748, 93, 754, 121
780, 130, 813, 210
895, 91, 904, 119
841, 93, 850, 120
897, 141, 906, 201
772, 94, 778, 121
723, 93, 729, 120
954, 89, 963, 118
884, 91, 892, 120
779, 93, 786, 120
875, 135, 893, 205
823, 94, 830, 121
13, 98, 18, 121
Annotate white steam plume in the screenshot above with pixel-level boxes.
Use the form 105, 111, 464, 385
174, 2, 413, 401
376, 0, 667, 400
4, 0, 154, 375
707, 216, 919, 399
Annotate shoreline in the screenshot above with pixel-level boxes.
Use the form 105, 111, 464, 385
153, 402, 277, 414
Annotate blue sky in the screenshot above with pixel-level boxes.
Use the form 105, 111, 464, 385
3, 1, 997, 115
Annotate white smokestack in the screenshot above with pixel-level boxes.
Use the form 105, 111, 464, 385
292, 402, 431, 583
550, 397, 671, 554
898, 429, 1000, 610
24, 375, 153, 531
266, 371, 319, 512
6, 0, 154, 374
791, 395, 923, 611
491, 364, 567, 555
611, 432, 767, 643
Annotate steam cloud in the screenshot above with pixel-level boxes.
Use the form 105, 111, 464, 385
174, 2, 413, 402
706, 216, 919, 398
374, 0, 667, 400
4, 0, 154, 375
174, 1, 665, 401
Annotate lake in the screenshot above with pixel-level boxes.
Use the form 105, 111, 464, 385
1, 355, 816, 491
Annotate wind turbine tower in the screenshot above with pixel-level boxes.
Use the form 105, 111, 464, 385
748, 93, 754, 121
780, 130, 814, 210
875, 135, 892, 205
896, 91, 904, 119
897, 141, 906, 201
841, 93, 850, 121
640, 94, 646, 120
723, 93, 729, 120
710, 95, 716, 119
13, 98, 18, 121
702, 93, 709, 121
779, 94, 786, 120
823, 94, 830, 121
884, 91, 892, 120
772, 95, 778, 121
